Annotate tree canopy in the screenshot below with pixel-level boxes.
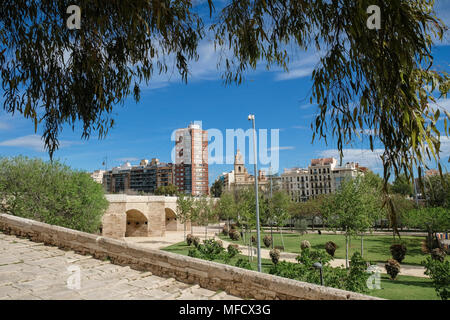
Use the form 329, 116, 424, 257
0, 156, 108, 233
1, 1, 448, 202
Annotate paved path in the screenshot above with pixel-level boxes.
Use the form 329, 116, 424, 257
0, 231, 240, 300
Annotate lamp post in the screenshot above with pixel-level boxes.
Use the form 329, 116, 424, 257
248, 114, 262, 272
313, 262, 324, 286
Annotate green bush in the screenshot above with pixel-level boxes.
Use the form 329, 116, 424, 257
235, 258, 252, 270
390, 244, 407, 263
385, 259, 401, 280
270, 249, 369, 293
227, 244, 240, 258
0, 156, 108, 233
263, 235, 272, 248
422, 256, 450, 300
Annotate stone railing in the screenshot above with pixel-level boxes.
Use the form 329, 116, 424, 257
0, 213, 381, 300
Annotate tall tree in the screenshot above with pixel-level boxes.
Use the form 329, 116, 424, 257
210, 180, 223, 198
391, 174, 414, 197
175, 193, 193, 241
322, 175, 383, 266
268, 190, 292, 249
217, 192, 236, 228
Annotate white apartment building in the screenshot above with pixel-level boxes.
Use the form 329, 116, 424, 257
281, 158, 367, 202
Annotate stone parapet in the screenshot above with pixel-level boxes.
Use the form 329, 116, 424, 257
0, 213, 382, 300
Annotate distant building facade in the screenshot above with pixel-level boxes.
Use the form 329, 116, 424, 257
281, 158, 367, 202
90, 170, 105, 184
174, 122, 209, 196
102, 158, 174, 194
220, 150, 269, 191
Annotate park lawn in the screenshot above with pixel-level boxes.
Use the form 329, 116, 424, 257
162, 241, 440, 300
368, 274, 439, 300
219, 232, 433, 266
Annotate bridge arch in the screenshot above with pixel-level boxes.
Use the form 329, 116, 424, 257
165, 208, 177, 231
125, 209, 148, 237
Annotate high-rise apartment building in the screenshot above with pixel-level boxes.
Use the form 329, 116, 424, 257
281, 158, 367, 202
103, 158, 174, 194
174, 122, 209, 196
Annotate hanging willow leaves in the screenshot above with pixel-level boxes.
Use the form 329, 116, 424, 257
0, 1, 449, 235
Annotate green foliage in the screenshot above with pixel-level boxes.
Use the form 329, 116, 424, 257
385, 259, 401, 280
217, 192, 236, 222
154, 184, 178, 196
322, 175, 383, 236
424, 174, 450, 209
210, 180, 223, 198
193, 236, 201, 248
227, 244, 240, 258
235, 258, 253, 270
0, 156, 108, 233
270, 249, 369, 293
176, 193, 194, 225
422, 256, 450, 300
391, 174, 414, 197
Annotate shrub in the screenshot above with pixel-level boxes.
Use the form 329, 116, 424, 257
270, 250, 369, 294
422, 256, 450, 300
188, 248, 202, 259
0, 156, 108, 233
269, 249, 281, 265
385, 259, 401, 280
229, 230, 241, 241
390, 244, 407, 263
325, 241, 337, 257
431, 248, 447, 262
186, 234, 194, 246
263, 235, 272, 248
251, 235, 257, 245
235, 258, 252, 270
227, 244, 240, 258
300, 240, 311, 251
274, 245, 284, 251
193, 236, 201, 248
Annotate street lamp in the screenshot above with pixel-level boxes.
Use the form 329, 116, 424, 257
313, 262, 324, 286
248, 114, 262, 272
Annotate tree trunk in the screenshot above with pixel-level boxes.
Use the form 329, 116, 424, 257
184, 223, 186, 241
205, 224, 208, 241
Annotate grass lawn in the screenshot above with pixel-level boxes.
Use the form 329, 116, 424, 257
368, 274, 439, 300
219, 232, 437, 266
162, 241, 441, 300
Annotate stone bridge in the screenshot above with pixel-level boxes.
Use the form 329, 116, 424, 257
101, 195, 190, 239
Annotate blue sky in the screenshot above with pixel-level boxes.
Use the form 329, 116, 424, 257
1, 1, 450, 185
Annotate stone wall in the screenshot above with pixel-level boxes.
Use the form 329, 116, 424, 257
0, 213, 381, 300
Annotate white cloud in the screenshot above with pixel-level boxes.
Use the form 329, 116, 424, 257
274, 67, 314, 81
440, 136, 450, 158
269, 146, 295, 151
0, 134, 80, 152
319, 148, 385, 169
